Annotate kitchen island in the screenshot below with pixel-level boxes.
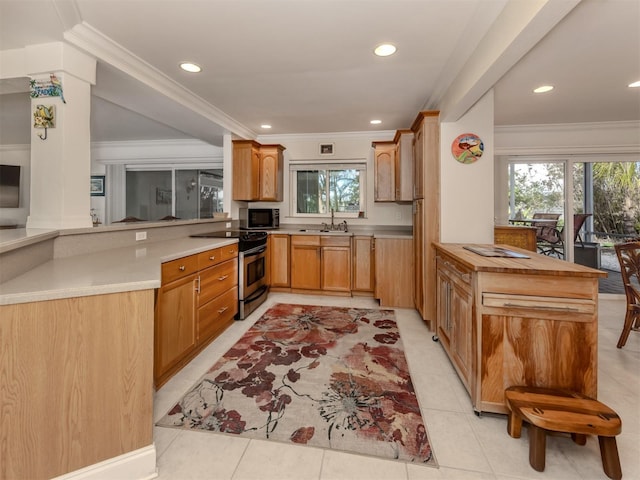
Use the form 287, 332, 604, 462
434, 243, 606, 415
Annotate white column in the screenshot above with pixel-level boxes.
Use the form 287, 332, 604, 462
26, 43, 96, 229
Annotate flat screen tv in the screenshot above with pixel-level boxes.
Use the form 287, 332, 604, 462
0, 164, 21, 208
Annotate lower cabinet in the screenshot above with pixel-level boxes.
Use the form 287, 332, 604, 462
374, 238, 414, 307
290, 235, 351, 293
352, 235, 375, 294
155, 245, 238, 388
269, 234, 290, 288
436, 256, 473, 390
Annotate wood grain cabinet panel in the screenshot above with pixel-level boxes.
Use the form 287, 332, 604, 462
352, 236, 374, 294
434, 243, 603, 414
155, 245, 238, 388
373, 141, 396, 202
375, 238, 414, 307
291, 237, 321, 290
232, 140, 285, 201
269, 234, 291, 288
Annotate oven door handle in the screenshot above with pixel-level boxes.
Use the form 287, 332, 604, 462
243, 246, 267, 258
244, 285, 268, 303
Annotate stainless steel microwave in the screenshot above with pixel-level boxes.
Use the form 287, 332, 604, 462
239, 208, 280, 229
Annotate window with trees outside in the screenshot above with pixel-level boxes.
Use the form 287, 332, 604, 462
507, 158, 639, 267
290, 163, 365, 217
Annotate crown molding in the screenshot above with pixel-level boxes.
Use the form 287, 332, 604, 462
64, 22, 256, 140
91, 139, 223, 164
0, 144, 30, 153
258, 130, 396, 143
495, 120, 640, 135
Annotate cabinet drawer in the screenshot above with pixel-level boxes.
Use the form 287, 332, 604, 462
198, 286, 238, 341
162, 255, 199, 284
198, 259, 238, 306
197, 248, 222, 269
482, 293, 596, 316
291, 235, 320, 246
321, 235, 351, 247
219, 244, 239, 262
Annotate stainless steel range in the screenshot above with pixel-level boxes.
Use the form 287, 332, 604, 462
190, 230, 268, 319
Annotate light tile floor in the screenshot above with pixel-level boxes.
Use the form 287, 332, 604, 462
153, 293, 639, 480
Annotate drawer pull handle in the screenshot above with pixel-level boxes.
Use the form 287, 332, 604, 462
504, 303, 579, 312
217, 306, 228, 314
209, 255, 215, 261
179, 265, 186, 271
218, 275, 229, 281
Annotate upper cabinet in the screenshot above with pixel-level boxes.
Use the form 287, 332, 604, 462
372, 129, 413, 203
232, 140, 285, 202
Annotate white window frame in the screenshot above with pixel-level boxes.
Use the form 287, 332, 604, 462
289, 161, 366, 218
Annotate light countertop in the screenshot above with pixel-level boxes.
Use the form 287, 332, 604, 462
0, 236, 237, 305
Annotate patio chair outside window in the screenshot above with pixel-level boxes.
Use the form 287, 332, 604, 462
614, 240, 640, 348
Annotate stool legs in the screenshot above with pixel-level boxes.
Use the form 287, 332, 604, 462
599, 436, 622, 480
507, 411, 523, 438
528, 425, 546, 472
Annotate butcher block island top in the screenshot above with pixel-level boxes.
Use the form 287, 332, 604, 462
433, 243, 606, 415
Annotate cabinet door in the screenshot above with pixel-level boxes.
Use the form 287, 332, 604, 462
412, 124, 424, 199
291, 245, 321, 289
413, 200, 425, 317
197, 286, 238, 343
375, 238, 414, 307
396, 130, 414, 201
451, 281, 472, 387
321, 246, 351, 292
155, 274, 197, 377
260, 145, 284, 201
373, 142, 396, 202
232, 140, 260, 200
352, 236, 374, 293
269, 234, 290, 287
436, 267, 452, 348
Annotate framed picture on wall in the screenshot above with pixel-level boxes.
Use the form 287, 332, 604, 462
319, 143, 334, 155
90, 175, 105, 196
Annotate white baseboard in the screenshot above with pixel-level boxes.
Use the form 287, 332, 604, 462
52, 444, 157, 480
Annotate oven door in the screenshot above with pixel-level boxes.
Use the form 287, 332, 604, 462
240, 245, 268, 300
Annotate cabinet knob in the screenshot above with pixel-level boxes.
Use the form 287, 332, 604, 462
179, 265, 185, 271
209, 255, 215, 261
218, 275, 229, 281
217, 306, 228, 314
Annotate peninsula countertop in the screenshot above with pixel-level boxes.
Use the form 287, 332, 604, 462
0, 236, 238, 305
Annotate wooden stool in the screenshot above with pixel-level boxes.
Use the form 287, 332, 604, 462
505, 386, 622, 480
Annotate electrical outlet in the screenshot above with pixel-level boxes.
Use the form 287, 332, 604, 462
135, 231, 147, 241
226, 222, 232, 229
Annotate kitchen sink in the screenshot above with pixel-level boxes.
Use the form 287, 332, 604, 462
298, 229, 349, 234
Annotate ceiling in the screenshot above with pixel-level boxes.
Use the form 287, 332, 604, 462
0, 0, 638, 146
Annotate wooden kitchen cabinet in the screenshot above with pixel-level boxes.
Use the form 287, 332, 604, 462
494, 225, 537, 252
155, 244, 238, 388
291, 235, 321, 290
372, 130, 413, 203
321, 236, 351, 293
259, 144, 285, 201
290, 235, 351, 294
372, 141, 396, 202
269, 233, 291, 288
232, 140, 261, 201
374, 237, 414, 307
155, 270, 198, 383
434, 243, 605, 414
435, 254, 473, 391
411, 111, 440, 329
232, 140, 285, 201
352, 235, 375, 294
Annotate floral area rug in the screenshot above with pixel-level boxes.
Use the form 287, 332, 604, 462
157, 303, 436, 466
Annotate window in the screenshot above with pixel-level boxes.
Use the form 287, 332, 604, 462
290, 162, 365, 217
125, 168, 223, 221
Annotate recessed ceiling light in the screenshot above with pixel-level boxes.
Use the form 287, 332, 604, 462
370, 119, 382, 125
374, 44, 396, 57
533, 85, 554, 93
179, 62, 202, 73
261, 124, 272, 129
629, 81, 640, 88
